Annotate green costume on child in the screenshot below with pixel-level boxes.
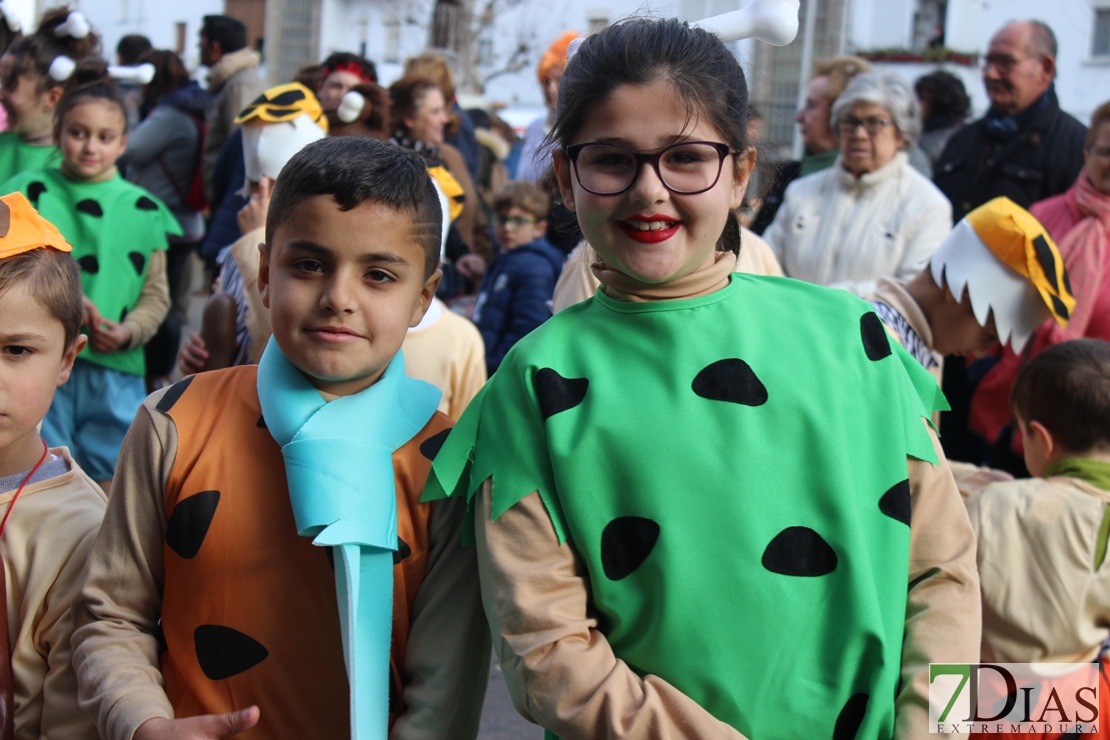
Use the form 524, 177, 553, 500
1, 166, 180, 376
0, 132, 59, 183
427, 273, 946, 738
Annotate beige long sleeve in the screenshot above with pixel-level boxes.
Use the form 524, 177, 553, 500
71, 397, 176, 740
896, 423, 982, 738
122, 249, 171, 349
392, 493, 491, 740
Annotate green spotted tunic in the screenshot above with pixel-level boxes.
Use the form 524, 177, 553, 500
427, 273, 946, 738
1, 166, 180, 376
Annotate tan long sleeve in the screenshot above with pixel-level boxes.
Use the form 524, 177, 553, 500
71, 398, 176, 740
897, 423, 982, 738
122, 249, 171, 349
391, 494, 491, 740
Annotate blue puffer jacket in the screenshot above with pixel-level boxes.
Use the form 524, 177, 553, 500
472, 238, 565, 374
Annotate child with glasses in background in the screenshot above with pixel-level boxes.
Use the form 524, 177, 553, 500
471, 181, 564, 375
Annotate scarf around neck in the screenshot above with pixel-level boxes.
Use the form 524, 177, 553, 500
256, 338, 440, 738
591, 249, 736, 302
1044, 457, 1110, 492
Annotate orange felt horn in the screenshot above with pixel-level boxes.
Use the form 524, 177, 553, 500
0, 192, 72, 259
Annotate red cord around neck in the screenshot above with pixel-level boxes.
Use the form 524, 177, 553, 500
0, 440, 49, 540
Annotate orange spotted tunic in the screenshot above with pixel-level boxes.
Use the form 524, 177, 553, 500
158, 366, 451, 737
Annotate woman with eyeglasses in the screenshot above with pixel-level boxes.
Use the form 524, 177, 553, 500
970, 100, 1110, 458
764, 72, 952, 296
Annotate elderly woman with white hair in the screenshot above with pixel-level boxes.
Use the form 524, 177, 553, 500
765, 72, 952, 296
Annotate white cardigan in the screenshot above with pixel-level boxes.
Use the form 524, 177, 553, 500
763, 152, 952, 296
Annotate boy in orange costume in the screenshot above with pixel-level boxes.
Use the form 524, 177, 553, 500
72, 137, 490, 740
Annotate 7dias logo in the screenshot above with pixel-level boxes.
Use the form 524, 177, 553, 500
929, 663, 1100, 734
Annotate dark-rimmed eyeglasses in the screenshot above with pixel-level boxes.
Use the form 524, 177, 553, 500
977, 53, 1035, 74
564, 141, 736, 196
837, 116, 894, 136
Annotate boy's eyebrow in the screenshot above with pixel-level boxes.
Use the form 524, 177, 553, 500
284, 239, 414, 267
0, 331, 49, 343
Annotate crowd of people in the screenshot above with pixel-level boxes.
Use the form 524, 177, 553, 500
0, 4, 1108, 739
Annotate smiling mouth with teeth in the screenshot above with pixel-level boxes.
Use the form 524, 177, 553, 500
623, 220, 679, 231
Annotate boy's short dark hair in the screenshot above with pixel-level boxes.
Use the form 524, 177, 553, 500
116, 34, 152, 66
201, 15, 248, 55
0, 248, 84, 349
1011, 339, 1110, 454
491, 181, 549, 221
265, 137, 443, 279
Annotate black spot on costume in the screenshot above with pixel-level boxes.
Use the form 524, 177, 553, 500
761, 526, 838, 577
75, 199, 104, 217
419, 429, 450, 461
166, 490, 221, 559
128, 251, 146, 275
193, 624, 269, 680
878, 480, 911, 526
833, 693, 869, 740
691, 358, 768, 406
26, 181, 45, 206
534, 368, 588, 419
860, 313, 892, 361
76, 255, 99, 274
601, 517, 660, 581
135, 196, 159, 211
155, 376, 195, 413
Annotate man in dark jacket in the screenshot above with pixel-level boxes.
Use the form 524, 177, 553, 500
933, 20, 1087, 467
933, 20, 1086, 222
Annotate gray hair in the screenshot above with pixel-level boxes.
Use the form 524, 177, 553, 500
830, 72, 921, 148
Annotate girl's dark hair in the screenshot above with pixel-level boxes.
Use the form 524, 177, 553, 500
138, 49, 189, 107
388, 76, 441, 135
3, 7, 101, 93
53, 60, 128, 132
914, 70, 970, 121
549, 18, 751, 254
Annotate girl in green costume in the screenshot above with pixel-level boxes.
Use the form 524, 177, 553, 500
3, 67, 177, 487
0, 8, 101, 182
426, 17, 982, 739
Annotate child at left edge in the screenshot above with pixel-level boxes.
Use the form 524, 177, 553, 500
71, 135, 490, 740
0, 191, 105, 737
1, 65, 177, 489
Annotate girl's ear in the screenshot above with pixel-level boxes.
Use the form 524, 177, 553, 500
552, 151, 575, 212
43, 85, 63, 111
730, 147, 756, 210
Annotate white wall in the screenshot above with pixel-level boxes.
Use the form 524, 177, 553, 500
50, 0, 224, 70
944, 0, 1106, 123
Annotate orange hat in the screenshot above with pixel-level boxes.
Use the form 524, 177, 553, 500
537, 31, 579, 85
0, 191, 72, 260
